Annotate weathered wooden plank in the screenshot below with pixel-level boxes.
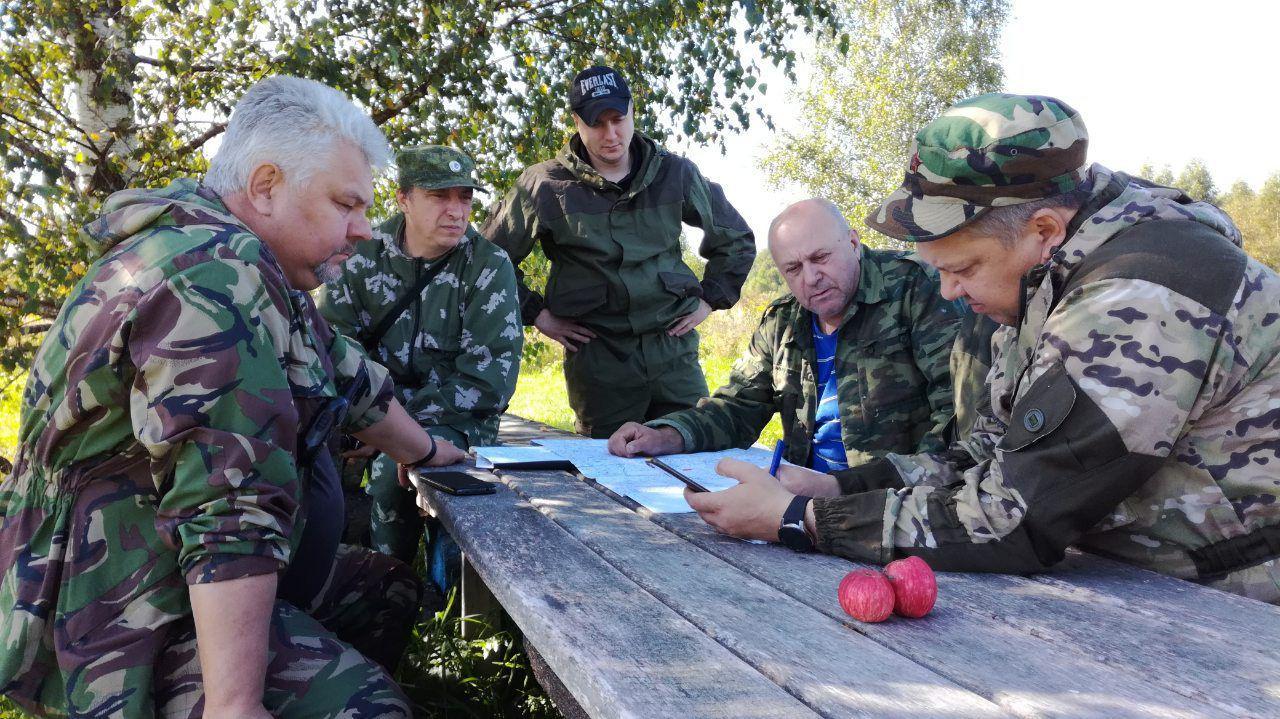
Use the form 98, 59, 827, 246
651, 512, 1248, 719
413, 472, 821, 719
497, 468, 1009, 719
489, 417, 1280, 717
1033, 552, 1280, 654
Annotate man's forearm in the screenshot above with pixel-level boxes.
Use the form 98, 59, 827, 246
189, 572, 277, 716
352, 399, 434, 463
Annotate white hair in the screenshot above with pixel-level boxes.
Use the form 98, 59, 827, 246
205, 76, 391, 195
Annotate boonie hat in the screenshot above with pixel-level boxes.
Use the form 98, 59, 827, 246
867, 93, 1089, 242
396, 145, 486, 193
569, 65, 632, 126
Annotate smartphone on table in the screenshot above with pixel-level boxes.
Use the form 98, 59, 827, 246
416, 470, 497, 496
647, 457, 710, 493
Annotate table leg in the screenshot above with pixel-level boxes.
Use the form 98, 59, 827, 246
460, 552, 502, 640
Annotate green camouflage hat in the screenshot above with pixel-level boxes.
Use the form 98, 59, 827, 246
396, 145, 487, 192
867, 93, 1089, 242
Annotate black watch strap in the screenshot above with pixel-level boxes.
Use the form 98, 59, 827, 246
778, 495, 814, 552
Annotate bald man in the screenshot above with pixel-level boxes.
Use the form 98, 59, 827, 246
609, 199, 960, 548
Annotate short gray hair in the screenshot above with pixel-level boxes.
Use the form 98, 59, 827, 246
966, 192, 1086, 245
768, 197, 852, 243
205, 76, 391, 195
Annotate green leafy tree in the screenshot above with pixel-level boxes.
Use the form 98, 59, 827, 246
760, 0, 1007, 246
1222, 173, 1280, 270
1137, 162, 1177, 187
1175, 158, 1218, 203
0, 0, 842, 372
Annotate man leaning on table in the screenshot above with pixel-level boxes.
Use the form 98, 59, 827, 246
685, 93, 1280, 605
609, 197, 961, 478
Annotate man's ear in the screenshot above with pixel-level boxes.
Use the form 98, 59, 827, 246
849, 229, 861, 250
1030, 209, 1069, 263
395, 188, 410, 213
245, 163, 284, 215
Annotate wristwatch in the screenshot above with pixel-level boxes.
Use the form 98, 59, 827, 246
777, 495, 814, 552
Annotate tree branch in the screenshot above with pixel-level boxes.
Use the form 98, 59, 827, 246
177, 123, 227, 154
0, 121, 78, 186
131, 53, 256, 74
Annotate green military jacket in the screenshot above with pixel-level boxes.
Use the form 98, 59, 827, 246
650, 247, 959, 466
0, 179, 393, 716
318, 213, 523, 448
481, 133, 755, 336
820, 167, 1280, 604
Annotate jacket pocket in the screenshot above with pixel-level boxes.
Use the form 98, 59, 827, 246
657, 270, 704, 300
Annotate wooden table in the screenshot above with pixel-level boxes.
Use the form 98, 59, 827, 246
413, 415, 1280, 719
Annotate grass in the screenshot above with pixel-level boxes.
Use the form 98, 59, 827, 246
0, 283, 787, 717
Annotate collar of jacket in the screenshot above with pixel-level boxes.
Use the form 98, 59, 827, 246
373, 211, 476, 274
82, 177, 249, 255
779, 246, 892, 350
556, 132, 661, 196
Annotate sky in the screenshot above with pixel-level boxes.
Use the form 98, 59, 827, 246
677, 0, 1280, 248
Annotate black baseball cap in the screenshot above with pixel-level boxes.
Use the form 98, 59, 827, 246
569, 65, 631, 125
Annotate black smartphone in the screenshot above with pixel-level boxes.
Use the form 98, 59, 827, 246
418, 470, 496, 496
647, 457, 710, 493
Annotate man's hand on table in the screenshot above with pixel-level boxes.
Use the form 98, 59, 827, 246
396, 436, 467, 487
608, 423, 685, 457
684, 458, 816, 543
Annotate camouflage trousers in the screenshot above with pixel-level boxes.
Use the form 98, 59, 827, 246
564, 329, 708, 438
155, 544, 422, 719
369, 432, 464, 593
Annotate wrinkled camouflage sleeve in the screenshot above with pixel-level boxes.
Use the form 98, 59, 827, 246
480, 179, 547, 326
648, 306, 779, 450
130, 260, 299, 585
314, 275, 393, 431
401, 253, 523, 436
949, 312, 999, 442
815, 279, 1223, 572
904, 265, 961, 454
326, 327, 393, 432
680, 164, 756, 310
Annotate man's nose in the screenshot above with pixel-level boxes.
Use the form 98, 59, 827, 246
349, 214, 372, 242
938, 273, 961, 301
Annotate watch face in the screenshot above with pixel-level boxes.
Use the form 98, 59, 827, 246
778, 523, 813, 552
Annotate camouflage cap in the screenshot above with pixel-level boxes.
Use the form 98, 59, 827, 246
396, 145, 487, 193
867, 93, 1089, 242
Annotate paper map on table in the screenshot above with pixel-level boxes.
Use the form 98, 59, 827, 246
528, 438, 790, 513
473, 445, 574, 470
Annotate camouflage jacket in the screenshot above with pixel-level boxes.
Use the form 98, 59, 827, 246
650, 247, 960, 466
481, 133, 756, 336
817, 167, 1280, 604
317, 213, 522, 448
0, 179, 393, 715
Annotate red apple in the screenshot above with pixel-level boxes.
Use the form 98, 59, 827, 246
837, 569, 895, 623
884, 556, 938, 618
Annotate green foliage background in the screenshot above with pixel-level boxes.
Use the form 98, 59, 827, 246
761, 0, 1007, 246
0, 0, 843, 373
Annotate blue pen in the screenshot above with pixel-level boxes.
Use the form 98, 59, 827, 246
768, 439, 785, 477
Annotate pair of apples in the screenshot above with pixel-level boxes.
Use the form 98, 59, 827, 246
837, 556, 937, 623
